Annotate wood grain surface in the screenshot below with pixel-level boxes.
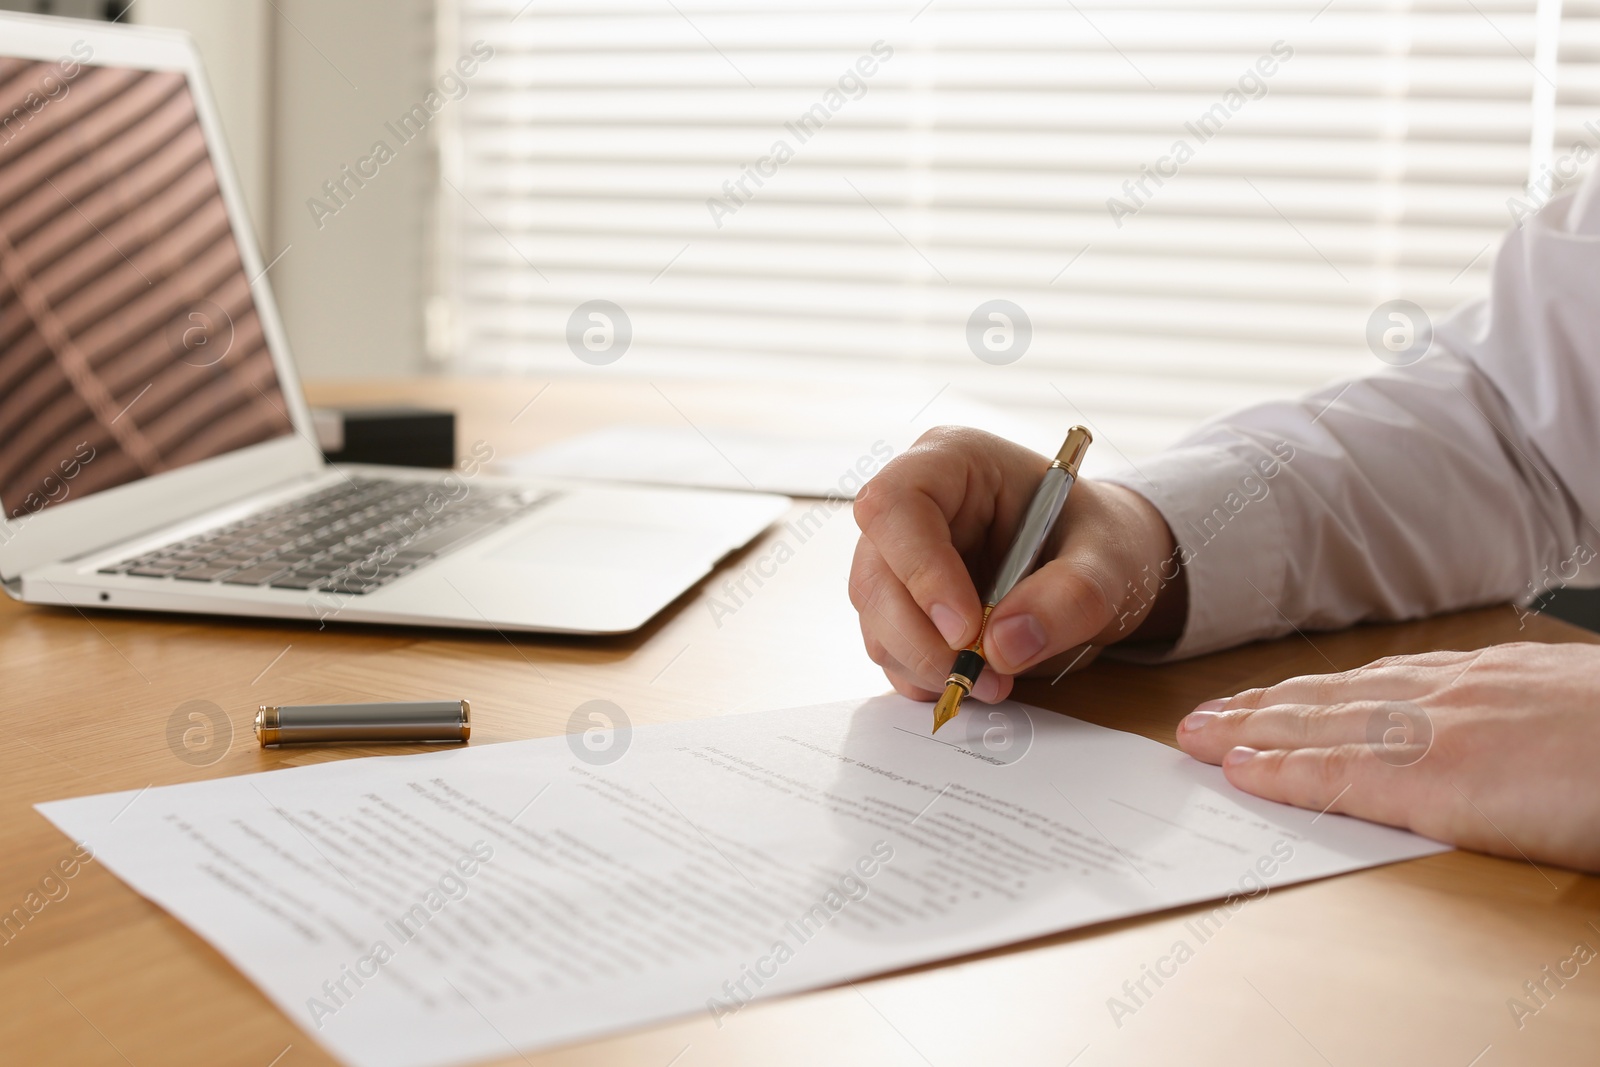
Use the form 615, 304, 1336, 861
2, 378, 1596, 1067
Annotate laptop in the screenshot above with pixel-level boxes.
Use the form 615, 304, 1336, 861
0, 13, 788, 634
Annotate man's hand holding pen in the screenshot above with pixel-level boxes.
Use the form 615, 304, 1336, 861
848, 426, 1187, 708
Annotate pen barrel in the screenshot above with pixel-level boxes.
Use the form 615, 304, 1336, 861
984, 465, 1074, 605
256, 700, 470, 747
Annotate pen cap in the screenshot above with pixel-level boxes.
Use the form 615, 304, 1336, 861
1053, 426, 1092, 475
256, 700, 470, 747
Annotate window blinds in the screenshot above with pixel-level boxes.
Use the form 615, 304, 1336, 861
439, 0, 1600, 454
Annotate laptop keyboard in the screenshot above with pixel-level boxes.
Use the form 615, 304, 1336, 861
98, 476, 548, 595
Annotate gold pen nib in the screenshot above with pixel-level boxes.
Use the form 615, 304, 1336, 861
933, 644, 986, 734
932, 680, 966, 734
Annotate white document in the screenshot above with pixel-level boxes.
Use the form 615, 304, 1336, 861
37, 697, 1446, 1067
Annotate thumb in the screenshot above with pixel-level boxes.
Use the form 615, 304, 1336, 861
980, 555, 1118, 676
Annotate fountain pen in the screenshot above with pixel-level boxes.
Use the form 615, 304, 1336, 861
932, 426, 1093, 733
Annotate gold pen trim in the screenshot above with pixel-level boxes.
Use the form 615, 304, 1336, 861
255, 705, 280, 747
1050, 425, 1093, 476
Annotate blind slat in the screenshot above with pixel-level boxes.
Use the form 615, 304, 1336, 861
442, 1, 1598, 453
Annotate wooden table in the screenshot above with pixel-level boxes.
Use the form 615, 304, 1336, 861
3, 378, 1597, 1067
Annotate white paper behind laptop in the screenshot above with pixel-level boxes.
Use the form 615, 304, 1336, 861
500, 394, 1070, 498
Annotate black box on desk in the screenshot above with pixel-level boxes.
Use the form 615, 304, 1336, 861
312, 406, 455, 469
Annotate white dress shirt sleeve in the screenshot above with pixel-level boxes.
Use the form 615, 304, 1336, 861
1100, 166, 1600, 660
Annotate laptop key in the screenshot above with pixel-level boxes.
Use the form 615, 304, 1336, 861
328, 577, 379, 595
174, 564, 239, 581
402, 517, 506, 557
222, 564, 291, 585
268, 572, 327, 590
127, 564, 184, 577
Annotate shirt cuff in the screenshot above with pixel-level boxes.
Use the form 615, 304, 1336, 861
1098, 442, 1293, 661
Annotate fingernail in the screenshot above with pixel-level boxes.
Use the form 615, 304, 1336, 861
988, 614, 1046, 669
1223, 746, 1259, 768
1192, 698, 1228, 714
972, 672, 1002, 703
1180, 710, 1220, 732
930, 603, 965, 647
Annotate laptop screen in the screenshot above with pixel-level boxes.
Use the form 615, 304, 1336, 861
0, 58, 295, 523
